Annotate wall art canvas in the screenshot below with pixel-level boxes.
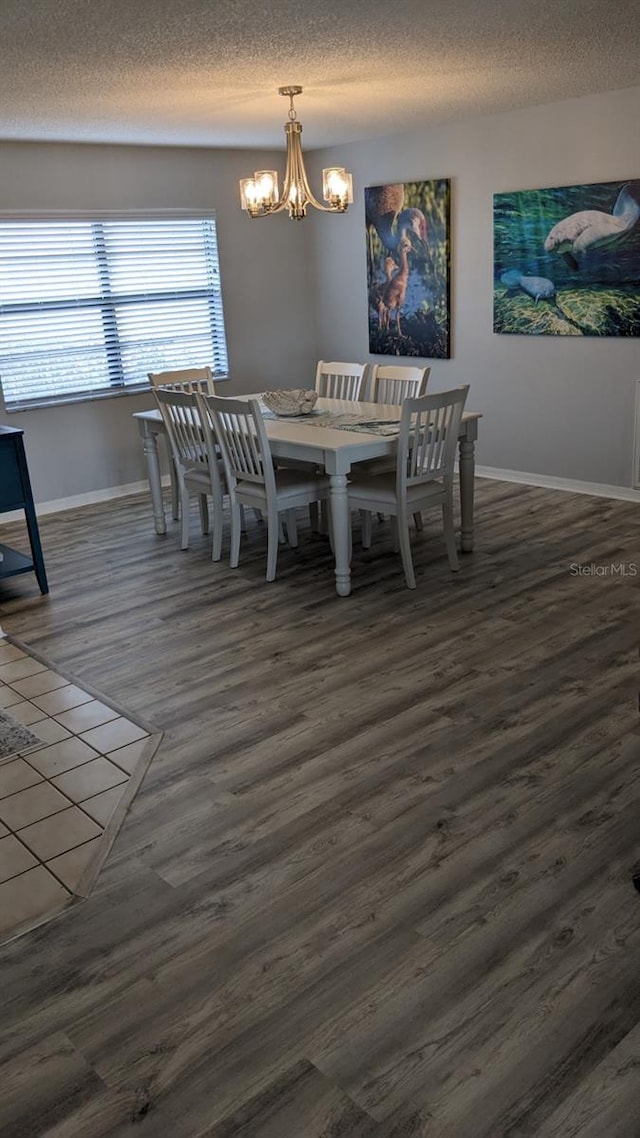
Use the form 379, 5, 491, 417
366, 179, 450, 358
494, 178, 640, 336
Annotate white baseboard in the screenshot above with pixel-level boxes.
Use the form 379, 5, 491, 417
0, 476, 171, 524
476, 465, 640, 503
1, 468, 638, 527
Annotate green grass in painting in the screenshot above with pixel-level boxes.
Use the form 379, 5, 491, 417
494, 285, 640, 337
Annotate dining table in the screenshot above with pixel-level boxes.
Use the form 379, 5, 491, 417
134, 395, 481, 597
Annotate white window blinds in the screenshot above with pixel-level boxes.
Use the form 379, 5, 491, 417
0, 215, 229, 410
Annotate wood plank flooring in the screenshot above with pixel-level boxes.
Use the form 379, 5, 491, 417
0, 478, 639, 1136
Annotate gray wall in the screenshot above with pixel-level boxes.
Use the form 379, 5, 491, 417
0, 140, 318, 502
2, 85, 640, 503
306, 86, 640, 488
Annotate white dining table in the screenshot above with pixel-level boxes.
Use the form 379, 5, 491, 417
134, 396, 481, 597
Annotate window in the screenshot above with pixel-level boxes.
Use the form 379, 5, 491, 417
0, 215, 228, 410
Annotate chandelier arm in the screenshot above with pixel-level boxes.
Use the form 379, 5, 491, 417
281, 122, 333, 216
290, 130, 325, 210
264, 199, 290, 215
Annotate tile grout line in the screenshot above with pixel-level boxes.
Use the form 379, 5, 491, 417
0, 638, 163, 941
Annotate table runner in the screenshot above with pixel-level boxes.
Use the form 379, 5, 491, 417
259, 402, 401, 437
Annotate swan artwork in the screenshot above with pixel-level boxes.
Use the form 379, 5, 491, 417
544, 181, 640, 270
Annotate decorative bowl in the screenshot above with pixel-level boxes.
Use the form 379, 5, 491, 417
262, 388, 318, 416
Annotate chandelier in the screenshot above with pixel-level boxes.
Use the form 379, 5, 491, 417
239, 86, 354, 221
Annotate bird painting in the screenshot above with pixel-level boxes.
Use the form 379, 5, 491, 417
365, 179, 451, 359
382, 236, 412, 336
368, 255, 398, 331
365, 184, 429, 262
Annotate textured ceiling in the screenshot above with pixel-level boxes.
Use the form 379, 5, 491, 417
2, 0, 640, 149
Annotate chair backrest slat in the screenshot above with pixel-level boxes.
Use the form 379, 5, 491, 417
148, 366, 216, 395
153, 388, 207, 472
370, 364, 430, 404
397, 387, 469, 497
202, 395, 276, 496
153, 386, 226, 498
315, 360, 366, 401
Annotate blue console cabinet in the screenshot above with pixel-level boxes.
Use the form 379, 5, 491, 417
0, 426, 48, 594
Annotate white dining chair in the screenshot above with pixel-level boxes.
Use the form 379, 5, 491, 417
368, 364, 431, 404
153, 387, 227, 559
148, 366, 216, 395
309, 360, 366, 532
357, 364, 432, 531
315, 361, 367, 400
347, 386, 470, 588
275, 361, 365, 534
203, 394, 330, 582
148, 368, 217, 519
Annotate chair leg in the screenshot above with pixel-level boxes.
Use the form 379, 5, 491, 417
285, 509, 298, 548
318, 500, 329, 535
397, 508, 416, 589
442, 497, 460, 571
326, 499, 335, 554
413, 511, 423, 531
266, 505, 280, 581
180, 486, 191, 550
229, 500, 242, 568
211, 489, 224, 562
361, 509, 372, 549
198, 494, 209, 535
166, 447, 180, 521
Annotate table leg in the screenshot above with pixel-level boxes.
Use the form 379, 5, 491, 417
459, 436, 475, 553
141, 426, 167, 536
329, 474, 351, 597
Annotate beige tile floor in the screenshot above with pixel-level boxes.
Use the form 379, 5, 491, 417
0, 639, 160, 945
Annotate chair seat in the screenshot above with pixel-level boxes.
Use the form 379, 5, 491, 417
237, 468, 329, 506
183, 464, 213, 484
184, 458, 224, 483
347, 471, 445, 509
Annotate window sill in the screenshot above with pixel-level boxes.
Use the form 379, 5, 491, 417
3, 377, 229, 414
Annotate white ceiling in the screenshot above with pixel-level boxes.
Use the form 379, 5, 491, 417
2, 0, 640, 150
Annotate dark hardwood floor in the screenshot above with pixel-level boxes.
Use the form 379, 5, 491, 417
0, 478, 639, 1137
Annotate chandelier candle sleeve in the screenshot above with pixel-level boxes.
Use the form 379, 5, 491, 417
239, 87, 354, 221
